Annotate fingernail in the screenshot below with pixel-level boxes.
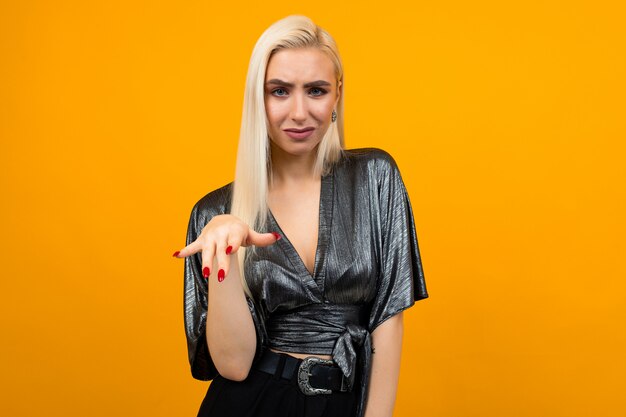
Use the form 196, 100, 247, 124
172, 251, 180, 257
226, 246, 233, 255
271, 232, 282, 241
218, 269, 225, 282
203, 267, 210, 278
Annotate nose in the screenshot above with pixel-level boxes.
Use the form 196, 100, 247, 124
289, 92, 307, 122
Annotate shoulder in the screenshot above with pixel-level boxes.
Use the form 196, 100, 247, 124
337, 148, 409, 206
338, 147, 401, 178
189, 182, 233, 225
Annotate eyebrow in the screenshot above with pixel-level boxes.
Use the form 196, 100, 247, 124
265, 79, 332, 88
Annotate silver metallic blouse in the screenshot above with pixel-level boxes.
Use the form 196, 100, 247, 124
183, 148, 429, 417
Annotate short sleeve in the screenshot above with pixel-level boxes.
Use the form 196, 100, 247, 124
182, 187, 267, 380
368, 153, 429, 332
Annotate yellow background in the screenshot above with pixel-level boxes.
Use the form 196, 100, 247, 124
1, 1, 625, 416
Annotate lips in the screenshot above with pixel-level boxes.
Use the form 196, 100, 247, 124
284, 127, 314, 133
283, 126, 315, 140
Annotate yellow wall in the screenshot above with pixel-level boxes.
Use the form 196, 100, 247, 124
1, 1, 624, 416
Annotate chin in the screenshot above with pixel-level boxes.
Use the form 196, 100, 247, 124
271, 137, 322, 157
285, 144, 320, 157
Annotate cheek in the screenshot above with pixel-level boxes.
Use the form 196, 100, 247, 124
313, 100, 335, 120
265, 102, 286, 124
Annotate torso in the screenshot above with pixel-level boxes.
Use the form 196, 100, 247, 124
267, 175, 325, 358
241, 149, 398, 358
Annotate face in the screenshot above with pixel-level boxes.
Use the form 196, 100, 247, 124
264, 47, 341, 159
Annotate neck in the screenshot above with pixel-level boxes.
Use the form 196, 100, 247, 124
270, 145, 320, 187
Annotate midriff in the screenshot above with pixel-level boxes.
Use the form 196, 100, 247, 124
269, 347, 332, 360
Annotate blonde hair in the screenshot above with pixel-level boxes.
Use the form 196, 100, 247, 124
231, 15, 345, 297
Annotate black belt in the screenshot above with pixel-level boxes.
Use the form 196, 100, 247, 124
254, 348, 350, 395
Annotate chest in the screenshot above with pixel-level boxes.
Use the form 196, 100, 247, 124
268, 185, 320, 276
246, 171, 382, 313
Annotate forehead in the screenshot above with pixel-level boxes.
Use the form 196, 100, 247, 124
265, 48, 335, 82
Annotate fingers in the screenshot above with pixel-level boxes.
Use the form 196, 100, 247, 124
214, 240, 230, 282
172, 239, 203, 259
172, 215, 280, 283
170, 230, 277, 255
213, 231, 279, 281
226, 237, 241, 256
201, 240, 216, 280
171, 238, 216, 282
246, 230, 282, 247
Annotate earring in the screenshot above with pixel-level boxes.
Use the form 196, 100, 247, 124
331, 109, 337, 123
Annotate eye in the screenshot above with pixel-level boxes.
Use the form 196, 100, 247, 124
271, 88, 288, 97
309, 87, 327, 97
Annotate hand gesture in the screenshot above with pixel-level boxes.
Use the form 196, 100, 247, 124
173, 214, 280, 282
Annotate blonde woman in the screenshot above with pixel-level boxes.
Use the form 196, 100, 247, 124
173, 15, 428, 417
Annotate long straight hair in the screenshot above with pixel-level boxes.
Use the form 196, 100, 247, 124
231, 15, 345, 297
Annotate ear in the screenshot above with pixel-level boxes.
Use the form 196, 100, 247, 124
335, 80, 343, 106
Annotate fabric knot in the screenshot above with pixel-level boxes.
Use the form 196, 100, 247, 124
331, 324, 371, 389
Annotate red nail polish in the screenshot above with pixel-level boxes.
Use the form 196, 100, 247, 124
218, 269, 225, 282
226, 246, 232, 255
172, 251, 180, 257
271, 232, 282, 241
203, 267, 210, 278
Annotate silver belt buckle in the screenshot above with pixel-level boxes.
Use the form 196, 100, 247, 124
297, 357, 334, 395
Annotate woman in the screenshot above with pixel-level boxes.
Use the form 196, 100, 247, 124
173, 15, 428, 417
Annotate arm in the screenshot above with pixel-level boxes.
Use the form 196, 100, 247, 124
206, 254, 256, 381
364, 312, 404, 417
178, 212, 279, 381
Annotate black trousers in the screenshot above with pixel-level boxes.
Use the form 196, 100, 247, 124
197, 352, 357, 417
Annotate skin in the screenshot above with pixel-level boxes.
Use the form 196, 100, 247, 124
175, 47, 404, 417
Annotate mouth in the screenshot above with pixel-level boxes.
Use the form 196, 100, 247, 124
283, 127, 315, 133
283, 127, 315, 140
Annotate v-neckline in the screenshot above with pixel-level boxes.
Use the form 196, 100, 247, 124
267, 172, 334, 291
